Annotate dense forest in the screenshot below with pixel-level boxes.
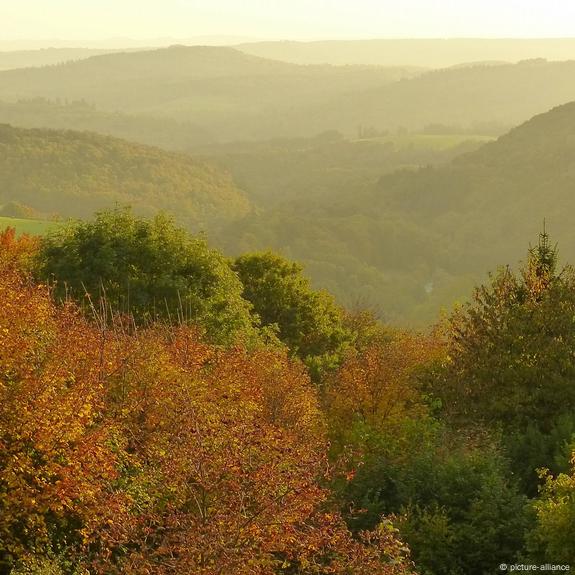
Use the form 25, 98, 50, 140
215, 101, 575, 324
0, 124, 248, 228
1, 47, 575, 145
1, 211, 575, 574
7, 100, 575, 325
2, 28, 575, 574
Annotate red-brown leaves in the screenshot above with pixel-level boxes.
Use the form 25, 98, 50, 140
0, 254, 414, 575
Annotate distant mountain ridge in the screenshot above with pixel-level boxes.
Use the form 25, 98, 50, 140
238, 38, 575, 68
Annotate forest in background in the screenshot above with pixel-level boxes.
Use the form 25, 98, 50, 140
5, 98, 575, 324
2, 37, 575, 573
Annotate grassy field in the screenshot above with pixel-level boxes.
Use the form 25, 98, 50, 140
0, 216, 60, 236
353, 133, 495, 150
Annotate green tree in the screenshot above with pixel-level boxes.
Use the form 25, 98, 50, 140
527, 453, 575, 564
431, 229, 575, 491
435, 228, 575, 424
36, 208, 257, 343
341, 429, 530, 575
233, 251, 352, 377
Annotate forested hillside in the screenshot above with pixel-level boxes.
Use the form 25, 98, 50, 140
198, 131, 489, 206
6, 100, 575, 326
272, 59, 575, 135
5, 99, 575, 327
2, 212, 575, 573
0, 124, 248, 228
370, 100, 575, 275
217, 101, 575, 324
0, 99, 215, 149
4, 0, 575, 571
0, 46, 419, 143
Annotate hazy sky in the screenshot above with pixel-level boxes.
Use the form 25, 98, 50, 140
2, 0, 575, 43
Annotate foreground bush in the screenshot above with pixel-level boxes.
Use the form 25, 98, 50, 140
0, 236, 413, 575
36, 208, 257, 344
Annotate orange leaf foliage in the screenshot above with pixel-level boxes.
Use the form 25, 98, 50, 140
324, 330, 444, 450
0, 251, 414, 574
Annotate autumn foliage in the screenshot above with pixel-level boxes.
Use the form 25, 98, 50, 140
0, 240, 413, 574
324, 329, 443, 454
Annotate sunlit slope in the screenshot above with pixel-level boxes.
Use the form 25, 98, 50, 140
0, 124, 249, 229
0, 216, 57, 235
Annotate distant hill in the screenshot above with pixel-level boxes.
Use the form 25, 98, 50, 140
2, 48, 575, 144
0, 99, 215, 150
238, 38, 575, 68
0, 45, 421, 142
0, 124, 249, 229
274, 59, 575, 136
0, 48, 124, 71
368, 100, 575, 273
199, 131, 489, 207
217, 101, 575, 325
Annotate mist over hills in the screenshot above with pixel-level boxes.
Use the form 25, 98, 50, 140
0, 124, 248, 229
3, 43, 575, 324
238, 38, 575, 68
0, 48, 124, 71
1, 46, 575, 147
0, 45, 419, 142
4, 38, 575, 71
217, 101, 575, 324
0, 99, 215, 149
275, 58, 575, 136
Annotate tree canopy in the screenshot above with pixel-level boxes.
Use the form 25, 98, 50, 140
37, 209, 257, 343
234, 251, 352, 377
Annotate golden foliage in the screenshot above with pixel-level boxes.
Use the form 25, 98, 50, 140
0, 250, 413, 575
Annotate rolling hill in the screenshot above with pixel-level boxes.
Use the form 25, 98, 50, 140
0, 99, 215, 150
237, 39, 575, 68
272, 59, 575, 136
216, 101, 575, 325
369, 100, 575, 272
2, 48, 575, 146
0, 124, 249, 229
0, 45, 419, 143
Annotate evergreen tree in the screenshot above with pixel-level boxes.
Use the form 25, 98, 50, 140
431, 228, 575, 491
